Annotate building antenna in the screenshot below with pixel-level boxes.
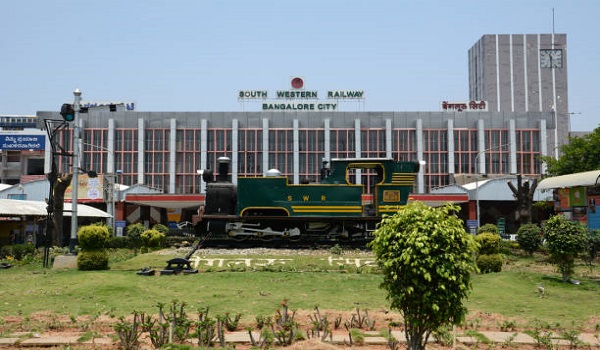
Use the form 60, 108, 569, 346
552, 7, 555, 38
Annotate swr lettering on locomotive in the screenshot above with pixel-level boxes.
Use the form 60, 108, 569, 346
383, 190, 401, 202
287, 194, 327, 202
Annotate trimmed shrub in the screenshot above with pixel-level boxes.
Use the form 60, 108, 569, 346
152, 223, 169, 236
77, 225, 111, 250
477, 223, 499, 235
141, 229, 165, 248
477, 254, 503, 273
475, 232, 501, 255
516, 223, 543, 255
77, 250, 109, 270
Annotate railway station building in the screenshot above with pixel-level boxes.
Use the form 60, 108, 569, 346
3, 33, 573, 232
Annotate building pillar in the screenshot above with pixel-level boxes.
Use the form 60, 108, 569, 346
447, 119, 455, 181
509, 119, 517, 174
477, 119, 485, 174
231, 119, 239, 185
324, 118, 331, 163
354, 119, 361, 185
540, 119, 547, 175
169, 118, 176, 194
385, 119, 392, 159
262, 118, 269, 177
468, 198, 477, 220
416, 119, 424, 193
137, 118, 144, 185
107, 118, 115, 174
293, 119, 299, 184
200, 119, 207, 194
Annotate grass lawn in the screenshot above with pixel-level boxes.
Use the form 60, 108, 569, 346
0, 247, 598, 332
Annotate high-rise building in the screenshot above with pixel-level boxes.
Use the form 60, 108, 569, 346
468, 34, 568, 157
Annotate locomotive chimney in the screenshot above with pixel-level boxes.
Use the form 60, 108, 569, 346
217, 157, 230, 182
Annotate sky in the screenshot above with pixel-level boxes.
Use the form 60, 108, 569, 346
1, 0, 599, 131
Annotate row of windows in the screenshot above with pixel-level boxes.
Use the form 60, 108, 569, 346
57, 127, 542, 193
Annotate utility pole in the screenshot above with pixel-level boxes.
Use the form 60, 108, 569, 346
69, 88, 81, 253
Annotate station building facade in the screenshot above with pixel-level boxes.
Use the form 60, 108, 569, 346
37, 108, 551, 196
30, 32, 570, 227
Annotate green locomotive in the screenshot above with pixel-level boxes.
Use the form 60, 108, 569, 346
196, 157, 419, 242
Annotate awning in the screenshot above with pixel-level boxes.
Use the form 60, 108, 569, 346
125, 194, 205, 209
537, 170, 600, 190
0, 199, 111, 218
408, 193, 470, 207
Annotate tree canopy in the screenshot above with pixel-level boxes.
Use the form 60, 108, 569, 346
544, 214, 589, 282
368, 202, 479, 350
542, 126, 600, 176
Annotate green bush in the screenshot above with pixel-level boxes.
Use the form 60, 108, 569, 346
77, 225, 111, 250
585, 229, 600, 264
77, 250, 109, 270
477, 254, 503, 273
152, 223, 169, 236
475, 232, 501, 255
0, 243, 35, 260
477, 223, 499, 235
126, 223, 146, 252
516, 224, 543, 255
106, 236, 130, 249
141, 229, 166, 248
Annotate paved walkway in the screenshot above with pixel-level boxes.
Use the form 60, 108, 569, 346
0, 330, 598, 348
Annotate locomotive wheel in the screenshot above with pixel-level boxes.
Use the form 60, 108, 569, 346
258, 234, 274, 241
228, 231, 248, 241
286, 234, 301, 242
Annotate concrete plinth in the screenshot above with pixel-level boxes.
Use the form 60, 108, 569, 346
52, 255, 78, 269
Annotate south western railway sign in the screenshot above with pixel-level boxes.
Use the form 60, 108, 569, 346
238, 77, 364, 111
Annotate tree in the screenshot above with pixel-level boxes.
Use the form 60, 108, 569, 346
48, 172, 73, 247
126, 223, 146, 255
507, 174, 538, 225
368, 202, 479, 350
541, 126, 600, 176
516, 223, 543, 255
544, 215, 589, 282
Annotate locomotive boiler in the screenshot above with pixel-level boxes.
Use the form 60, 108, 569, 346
194, 157, 419, 244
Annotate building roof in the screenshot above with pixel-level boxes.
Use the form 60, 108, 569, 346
408, 194, 469, 207
125, 194, 205, 209
431, 176, 550, 202
538, 170, 600, 190
0, 199, 110, 217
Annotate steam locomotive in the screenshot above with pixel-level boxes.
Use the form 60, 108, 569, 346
194, 157, 419, 245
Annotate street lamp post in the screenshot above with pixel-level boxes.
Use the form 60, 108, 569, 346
552, 107, 559, 160
69, 89, 82, 253
475, 152, 483, 228
104, 173, 117, 234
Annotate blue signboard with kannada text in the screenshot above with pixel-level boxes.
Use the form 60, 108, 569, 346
0, 134, 45, 150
